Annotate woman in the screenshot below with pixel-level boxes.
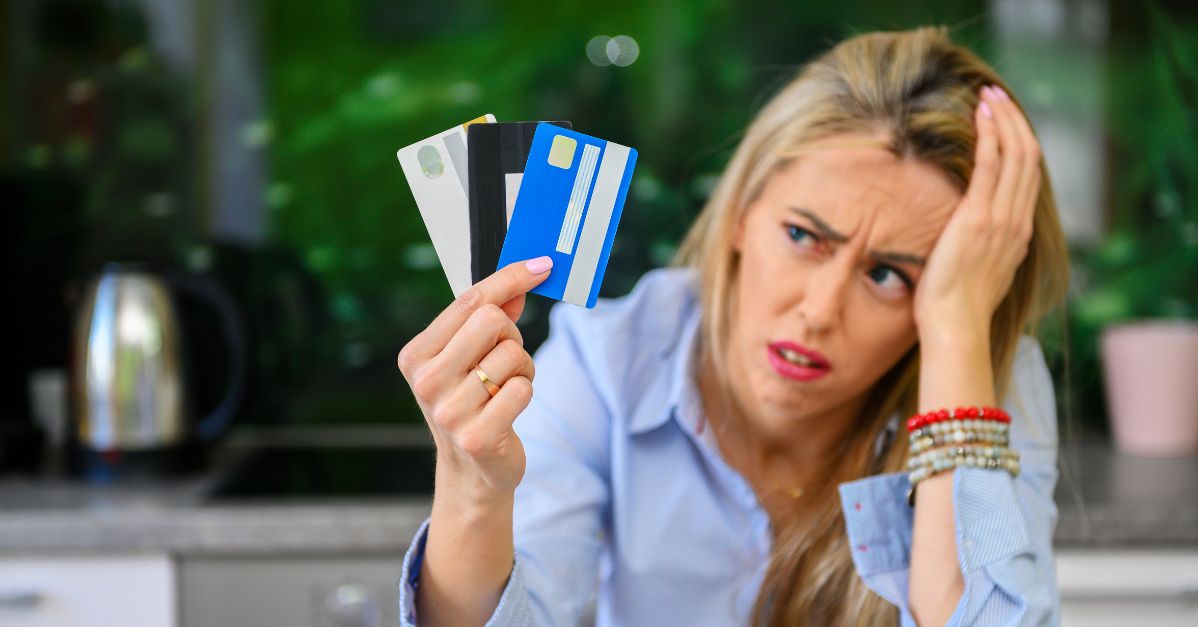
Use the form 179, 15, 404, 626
397, 26, 1069, 626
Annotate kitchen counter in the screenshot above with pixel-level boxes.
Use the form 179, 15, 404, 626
1053, 438, 1198, 547
0, 426, 435, 557
0, 429, 1194, 556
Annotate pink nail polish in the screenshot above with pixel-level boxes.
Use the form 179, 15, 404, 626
525, 256, 553, 274
996, 87, 1010, 101
980, 101, 993, 118
981, 86, 993, 99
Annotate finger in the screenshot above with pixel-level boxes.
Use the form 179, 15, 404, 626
475, 374, 534, 439
449, 372, 533, 462
408, 303, 523, 402
963, 88, 1000, 212
437, 303, 524, 378
1019, 165, 1042, 243
460, 339, 536, 410
499, 293, 527, 324
1005, 96, 1043, 237
409, 256, 552, 360
988, 86, 1026, 228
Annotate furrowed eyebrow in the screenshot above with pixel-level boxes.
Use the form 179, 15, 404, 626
872, 250, 926, 268
788, 207, 926, 268
791, 207, 849, 242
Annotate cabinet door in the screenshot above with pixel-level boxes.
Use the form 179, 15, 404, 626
1058, 549, 1198, 626
0, 555, 176, 627
180, 556, 403, 627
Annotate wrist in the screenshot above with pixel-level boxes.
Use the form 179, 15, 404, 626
918, 319, 990, 352
916, 321, 997, 414
432, 479, 514, 527
434, 455, 516, 513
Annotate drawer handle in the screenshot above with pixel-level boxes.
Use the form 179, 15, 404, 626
0, 591, 43, 610
323, 582, 380, 627
1062, 589, 1198, 603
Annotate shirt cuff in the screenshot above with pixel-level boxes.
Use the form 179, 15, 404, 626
837, 471, 915, 613
951, 465, 1035, 625
953, 465, 1033, 572
398, 516, 529, 626
399, 516, 432, 626
838, 467, 1035, 627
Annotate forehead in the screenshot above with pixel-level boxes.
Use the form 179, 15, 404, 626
764, 141, 961, 237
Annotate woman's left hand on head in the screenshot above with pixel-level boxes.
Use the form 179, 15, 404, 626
913, 85, 1042, 342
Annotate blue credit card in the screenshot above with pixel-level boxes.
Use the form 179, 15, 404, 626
496, 123, 638, 308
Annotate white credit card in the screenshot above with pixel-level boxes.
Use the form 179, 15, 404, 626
396, 114, 496, 296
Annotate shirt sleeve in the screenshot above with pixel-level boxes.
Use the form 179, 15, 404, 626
397, 302, 612, 626
837, 335, 1060, 626
397, 516, 533, 626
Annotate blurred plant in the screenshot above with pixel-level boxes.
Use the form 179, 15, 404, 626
1073, 4, 1198, 327
1061, 2, 1198, 432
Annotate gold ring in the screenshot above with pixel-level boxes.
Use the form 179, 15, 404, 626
474, 366, 501, 398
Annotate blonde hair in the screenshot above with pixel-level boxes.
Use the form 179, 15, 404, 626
673, 26, 1070, 626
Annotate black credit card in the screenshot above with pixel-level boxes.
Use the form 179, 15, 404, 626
467, 120, 571, 283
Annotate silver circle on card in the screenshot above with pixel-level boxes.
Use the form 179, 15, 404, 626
417, 144, 444, 178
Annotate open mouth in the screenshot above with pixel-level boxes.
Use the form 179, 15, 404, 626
767, 341, 831, 381
777, 347, 824, 368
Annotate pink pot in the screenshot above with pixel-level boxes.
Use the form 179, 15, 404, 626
1101, 321, 1198, 457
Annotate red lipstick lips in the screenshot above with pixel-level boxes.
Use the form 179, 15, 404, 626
767, 341, 832, 382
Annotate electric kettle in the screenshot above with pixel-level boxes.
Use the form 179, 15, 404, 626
68, 263, 247, 477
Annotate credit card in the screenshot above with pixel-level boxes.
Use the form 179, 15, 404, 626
396, 114, 495, 297
496, 123, 637, 308
467, 121, 571, 284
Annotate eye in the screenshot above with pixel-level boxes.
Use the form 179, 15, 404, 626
867, 265, 913, 291
785, 223, 820, 249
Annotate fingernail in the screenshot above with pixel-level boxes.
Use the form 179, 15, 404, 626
980, 85, 993, 99
525, 256, 553, 274
979, 101, 993, 118
996, 86, 1010, 101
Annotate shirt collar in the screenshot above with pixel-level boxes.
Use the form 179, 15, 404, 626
628, 300, 703, 436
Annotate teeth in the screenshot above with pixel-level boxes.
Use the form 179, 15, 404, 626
779, 348, 819, 367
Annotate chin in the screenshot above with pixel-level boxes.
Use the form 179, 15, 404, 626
756, 376, 820, 414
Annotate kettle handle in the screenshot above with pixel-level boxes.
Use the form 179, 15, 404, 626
163, 271, 248, 443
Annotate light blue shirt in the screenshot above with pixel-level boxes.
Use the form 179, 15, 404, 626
398, 267, 1060, 626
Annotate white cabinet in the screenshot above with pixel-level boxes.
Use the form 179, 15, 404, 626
0, 555, 175, 627
3, 548, 1193, 626
1058, 549, 1198, 626
179, 556, 403, 627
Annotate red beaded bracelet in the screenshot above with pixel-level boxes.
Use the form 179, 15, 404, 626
905, 405, 1010, 433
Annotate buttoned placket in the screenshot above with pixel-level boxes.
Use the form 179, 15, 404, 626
665, 304, 777, 621
673, 388, 776, 618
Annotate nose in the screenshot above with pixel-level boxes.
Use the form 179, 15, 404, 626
797, 258, 852, 333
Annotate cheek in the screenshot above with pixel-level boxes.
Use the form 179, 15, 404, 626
845, 311, 918, 374
741, 220, 793, 284
733, 263, 781, 347
739, 245, 799, 317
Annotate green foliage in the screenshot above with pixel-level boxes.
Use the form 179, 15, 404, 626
1059, 3, 1198, 434
1074, 4, 1198, 328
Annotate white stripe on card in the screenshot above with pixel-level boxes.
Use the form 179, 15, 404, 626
562, 142, 630, 306
442, 131, 470, 196
504, 172, 523, 225
555, 143, 601, 254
